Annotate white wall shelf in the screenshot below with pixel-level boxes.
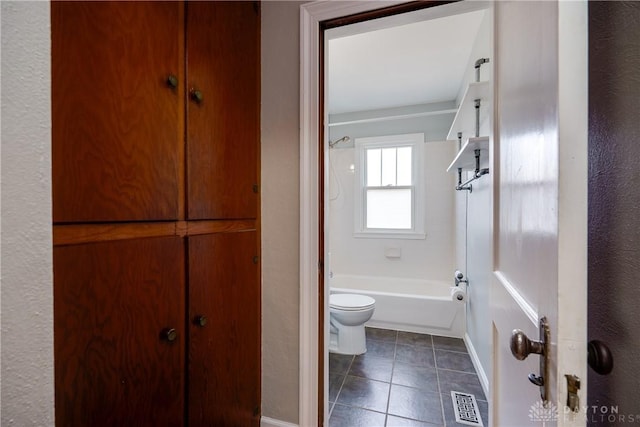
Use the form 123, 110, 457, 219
446, 81, 490, 141
447, 136, 489, 172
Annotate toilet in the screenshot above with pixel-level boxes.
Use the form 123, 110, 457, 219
329, 293, 376, 355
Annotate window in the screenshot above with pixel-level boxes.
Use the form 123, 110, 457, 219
354, 133, 425, 239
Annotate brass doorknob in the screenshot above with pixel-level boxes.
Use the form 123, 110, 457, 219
160, 328, 177, 342
510, 329, 544, 360
193, 315, 208, 327
190, 89, 203, 104
166, 74, 178, 89
509, 317, 550, 402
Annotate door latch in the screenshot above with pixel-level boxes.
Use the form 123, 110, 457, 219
565, 374, 580, 412
510, 317, 550, 403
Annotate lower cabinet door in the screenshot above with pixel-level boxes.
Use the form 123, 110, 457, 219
188, 231, 261, 427
54, 236, 185, 427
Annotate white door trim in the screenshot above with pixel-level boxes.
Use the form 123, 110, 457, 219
299, 1, 501, 425
299, 2, 404, 425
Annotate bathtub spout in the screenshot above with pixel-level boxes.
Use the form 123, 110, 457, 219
455, 270, 468, 286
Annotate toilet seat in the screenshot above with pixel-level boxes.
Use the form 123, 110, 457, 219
330, 294, 375, 311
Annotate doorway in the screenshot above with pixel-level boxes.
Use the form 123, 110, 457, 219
320, 2, 492, 425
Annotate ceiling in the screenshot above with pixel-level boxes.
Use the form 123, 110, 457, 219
327, 9, 486, 115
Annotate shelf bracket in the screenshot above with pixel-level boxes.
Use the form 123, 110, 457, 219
474, 57, 490, 82
456, 168, 472, 192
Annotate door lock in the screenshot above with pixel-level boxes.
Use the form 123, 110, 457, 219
510, 317, 550, 403
565, 374, 581, 412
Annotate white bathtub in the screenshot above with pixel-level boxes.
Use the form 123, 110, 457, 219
330, 274, 465, 337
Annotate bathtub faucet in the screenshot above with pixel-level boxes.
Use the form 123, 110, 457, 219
455, 270, 468, 287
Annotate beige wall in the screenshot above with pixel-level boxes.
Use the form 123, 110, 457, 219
261, 1, 306, 423
1, 2, 55, 425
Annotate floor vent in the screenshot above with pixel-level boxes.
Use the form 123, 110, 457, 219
451, 391, 483, 426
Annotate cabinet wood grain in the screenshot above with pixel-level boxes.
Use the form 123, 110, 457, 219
52, 2, 261, 424
188, 231, 261, 426
186, 2, 260, 220
54, 237, 185, 426
52, 1, 184, 223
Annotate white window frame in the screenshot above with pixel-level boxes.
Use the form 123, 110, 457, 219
353, 133, 426, 239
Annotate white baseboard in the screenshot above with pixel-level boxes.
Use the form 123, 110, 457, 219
261, 416, 299, 427
464, 332, 490, 400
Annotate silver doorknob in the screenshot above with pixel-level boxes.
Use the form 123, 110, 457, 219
510, 329, 544, 360
509, 317, 551, 403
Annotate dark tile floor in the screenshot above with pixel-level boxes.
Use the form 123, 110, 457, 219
329, 327, 488, 427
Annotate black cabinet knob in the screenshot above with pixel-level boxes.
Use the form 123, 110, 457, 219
166, 74, 178, 89
193, 315, 208, 327
190, 89, 203, 104
160, 328, 177, 342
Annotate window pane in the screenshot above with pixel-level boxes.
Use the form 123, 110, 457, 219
366, 188, 412, 229
397, 146, 412, 185
366, 149, 381, 186
381, 148, 397, 186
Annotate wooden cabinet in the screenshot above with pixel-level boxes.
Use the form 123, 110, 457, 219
54, 237, 186, 426
52, 1, 259, 223
188, 232, 260, 426
187, 2, 259, 220
52, 2, 184, 223
52, 2, 260, 426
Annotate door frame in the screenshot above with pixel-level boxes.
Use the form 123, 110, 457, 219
300, 5, 407, 425
300, 1, 495, 425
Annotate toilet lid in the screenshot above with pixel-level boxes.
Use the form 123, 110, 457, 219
329, 293, 375, 311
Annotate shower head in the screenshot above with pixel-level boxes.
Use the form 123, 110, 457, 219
329, 136, 351, 148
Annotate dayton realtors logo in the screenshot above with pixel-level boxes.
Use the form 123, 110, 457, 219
528, 401, 558, 423
529, 401, 640, 424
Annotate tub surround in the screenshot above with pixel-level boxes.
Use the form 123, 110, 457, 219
328, 141, 456, 283
331, 275, 465, 337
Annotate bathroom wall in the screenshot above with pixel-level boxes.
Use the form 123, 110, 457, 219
1, 2, 55, 424
328, 109, 457, 283
454, 9, 492, 390
261, 1, 306, 424
329, 101, 456, 144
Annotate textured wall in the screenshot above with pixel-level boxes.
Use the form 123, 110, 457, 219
261, 1, 305, 423
0, 2, 54, 425
588, 1, 640, 418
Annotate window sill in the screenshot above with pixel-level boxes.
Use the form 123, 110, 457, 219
353, 231, 426, 240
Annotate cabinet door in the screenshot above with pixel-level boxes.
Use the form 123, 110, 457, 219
52, 2, 184, 223
188, 231, 261, 426
54, 237, 185, 426
186, 2, 260, 220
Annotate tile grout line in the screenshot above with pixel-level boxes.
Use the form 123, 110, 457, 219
433, 334, 449, 427
329, 354, 355, 420
383, 330, 398, 426
331, 330, 474, 426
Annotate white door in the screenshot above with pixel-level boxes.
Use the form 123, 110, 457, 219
491, 1, 588, 426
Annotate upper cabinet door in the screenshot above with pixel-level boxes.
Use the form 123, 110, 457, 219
186, 2, 260, 220
52, 2, 184, 223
